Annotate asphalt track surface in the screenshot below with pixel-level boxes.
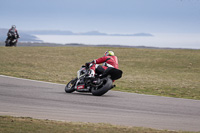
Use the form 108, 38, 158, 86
0, 75, 200, 132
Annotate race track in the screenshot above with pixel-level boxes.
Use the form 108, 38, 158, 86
0, 75, 200, 131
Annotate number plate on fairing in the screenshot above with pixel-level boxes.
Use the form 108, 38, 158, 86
77, 85, 85, 90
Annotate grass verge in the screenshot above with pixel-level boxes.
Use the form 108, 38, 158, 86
0, 46, 200, 99
0, 116, 196, 133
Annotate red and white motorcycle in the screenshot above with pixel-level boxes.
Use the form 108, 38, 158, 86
65, 64, 122, 96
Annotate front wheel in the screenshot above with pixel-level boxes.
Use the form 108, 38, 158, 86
5, 41, 10, 47
65, 78, 77, 93
91, 77, 112, 96
13, 42, 17, 47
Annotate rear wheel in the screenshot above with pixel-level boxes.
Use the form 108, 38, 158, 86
91, 77, 112, 96
65, 79, 77, 93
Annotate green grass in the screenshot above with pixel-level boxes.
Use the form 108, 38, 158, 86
0, 46, 200, 99
0, 116, 195, 133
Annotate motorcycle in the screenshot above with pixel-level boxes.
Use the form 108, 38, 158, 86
65, 64, 123, 96
5, 33, 19, 47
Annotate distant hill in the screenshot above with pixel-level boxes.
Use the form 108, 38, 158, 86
0, 28, 42, 42
1, 28, 153, 43
24, 30, 154, 36
26, 30, 74, 35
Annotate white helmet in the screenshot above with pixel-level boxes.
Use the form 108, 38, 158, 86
11, 25, 16, 29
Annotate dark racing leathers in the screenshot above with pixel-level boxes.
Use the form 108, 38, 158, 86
5, 28, 19, 43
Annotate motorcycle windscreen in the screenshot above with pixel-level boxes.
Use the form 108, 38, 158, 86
102, 68, 123, 80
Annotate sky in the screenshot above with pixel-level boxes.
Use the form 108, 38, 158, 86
0, 0, 200, 34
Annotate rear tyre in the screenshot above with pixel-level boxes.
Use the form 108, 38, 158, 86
91, 77, 112, 96
65, 79, 76, 93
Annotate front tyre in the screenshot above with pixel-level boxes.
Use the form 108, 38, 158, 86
65, 79, 76, 93
13, 42, 17, 47
91, 77, 112, 96
5, 41, 10, 47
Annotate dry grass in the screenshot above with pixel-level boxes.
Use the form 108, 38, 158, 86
0, 46, 200, 99
0, 116, 194, 133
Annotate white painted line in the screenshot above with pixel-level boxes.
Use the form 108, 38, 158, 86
0, 75, 65, 86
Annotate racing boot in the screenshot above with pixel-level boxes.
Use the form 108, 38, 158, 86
110, 85, 116, 89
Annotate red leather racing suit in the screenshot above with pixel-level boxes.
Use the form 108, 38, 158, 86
91, 55, 119, 72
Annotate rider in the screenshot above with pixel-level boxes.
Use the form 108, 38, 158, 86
5, 25, 20, 44
86, 50, 119, 78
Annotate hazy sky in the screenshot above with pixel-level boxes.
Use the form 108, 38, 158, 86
0, 0, 200, 34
